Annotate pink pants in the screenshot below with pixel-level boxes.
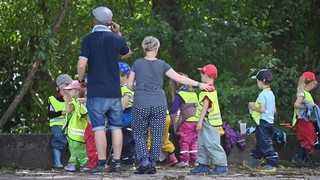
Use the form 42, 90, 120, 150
178, 122, 198, 162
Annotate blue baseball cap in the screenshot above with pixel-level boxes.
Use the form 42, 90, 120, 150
119, 62, 130, 74
251, 69, 273, 82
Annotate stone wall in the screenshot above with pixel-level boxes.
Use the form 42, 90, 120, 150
0, 134, 69, 169
0, 133, 319, 169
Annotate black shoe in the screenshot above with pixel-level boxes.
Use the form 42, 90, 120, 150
134, 165, 150, 174
146, 166, 156, 174
303, 156, 314, 167
90, 165, 106, 174
106, 162, 121, 173
292, 156, 304, 167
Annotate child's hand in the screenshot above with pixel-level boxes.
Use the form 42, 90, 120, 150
66, 104, 74, 113
248, 102, 254, 110
196, 122, 202, 132
78, 98, 87, 104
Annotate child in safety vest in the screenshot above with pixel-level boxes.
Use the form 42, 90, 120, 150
119, 62, 135, 165
63, 80, 88, 172
169, 72, 199, 168
243, 69, 278, 173
147, 111, 178, 167
292, 71, 318, 166
47, 74, 72, 168
190, 64, 228, 175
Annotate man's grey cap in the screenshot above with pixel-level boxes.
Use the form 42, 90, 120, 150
92, 6, 113, 23
56, 74, 73, 86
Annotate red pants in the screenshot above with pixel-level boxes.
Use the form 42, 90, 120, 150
296, 119, 316, 155
84, 124, 98, 168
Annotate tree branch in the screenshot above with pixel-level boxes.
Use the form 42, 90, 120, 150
0, 0, 72, 128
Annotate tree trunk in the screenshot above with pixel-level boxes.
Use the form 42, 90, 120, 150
152, 0, 188, 72
0, 0, 72, 128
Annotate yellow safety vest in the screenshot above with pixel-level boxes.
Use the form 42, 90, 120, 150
177, 91, 199, 122
121, 85, 134, 109
292, 90, 314, 126
48, 96, 66, 127
197, 91, 222, 126
65, 98, 88, 143
251, 88, 271, 125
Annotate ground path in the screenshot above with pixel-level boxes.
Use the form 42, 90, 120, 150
1, 163, 319, 180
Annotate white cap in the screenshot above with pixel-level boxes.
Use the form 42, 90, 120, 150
92, 7, 113, 24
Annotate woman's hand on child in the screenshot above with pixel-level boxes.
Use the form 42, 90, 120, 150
199, 83, 213, 91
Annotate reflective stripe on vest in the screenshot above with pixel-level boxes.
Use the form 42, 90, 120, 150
251, 88, 271, 125
65, 99, 87, 143
121, 85, 134, 108
197, 91, 222, 126
178, 91, 199, 122
292, 90, 314, 126
48, 96, 66, 127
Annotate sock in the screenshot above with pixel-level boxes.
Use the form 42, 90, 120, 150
141, 157, 149, 167
150, 160, 156, 167
98, 160, 106, 166
112, 159, 121, 164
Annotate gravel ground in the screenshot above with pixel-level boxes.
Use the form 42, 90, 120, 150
0, 163, 320, 180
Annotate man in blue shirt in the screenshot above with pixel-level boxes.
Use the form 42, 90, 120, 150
77, 6, 131, 174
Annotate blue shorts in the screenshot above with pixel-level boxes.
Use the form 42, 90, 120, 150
87, 98, 122, 131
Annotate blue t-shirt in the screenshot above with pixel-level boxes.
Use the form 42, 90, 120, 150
131, 58, 171, 107
257, 89, 275, 123
79, 26, 129, 98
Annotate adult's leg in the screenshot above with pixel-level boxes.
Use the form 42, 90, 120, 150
86, 98, 109, 165
111, 129, 123, 159
149, 106, 167, 165
94, 130, 107, 160
107, 98, 124, 161
132, 106, 150, 164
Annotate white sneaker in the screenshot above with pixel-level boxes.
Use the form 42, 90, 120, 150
176, 161, 189, 168
64, 164, 76, 171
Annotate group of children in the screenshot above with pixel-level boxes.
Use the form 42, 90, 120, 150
48, 62, 136, 172
48, 74, 96, 172
48, 36, 319, 175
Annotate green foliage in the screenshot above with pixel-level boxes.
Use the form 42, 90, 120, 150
1, 0, 319, 132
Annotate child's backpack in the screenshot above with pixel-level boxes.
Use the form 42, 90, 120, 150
273, 127, 287, 147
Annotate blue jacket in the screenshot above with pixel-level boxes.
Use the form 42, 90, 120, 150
301, 100, 320, 130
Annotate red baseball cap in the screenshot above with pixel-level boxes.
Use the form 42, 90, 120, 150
302, 71, 316, 81
198, 64, 218, 79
